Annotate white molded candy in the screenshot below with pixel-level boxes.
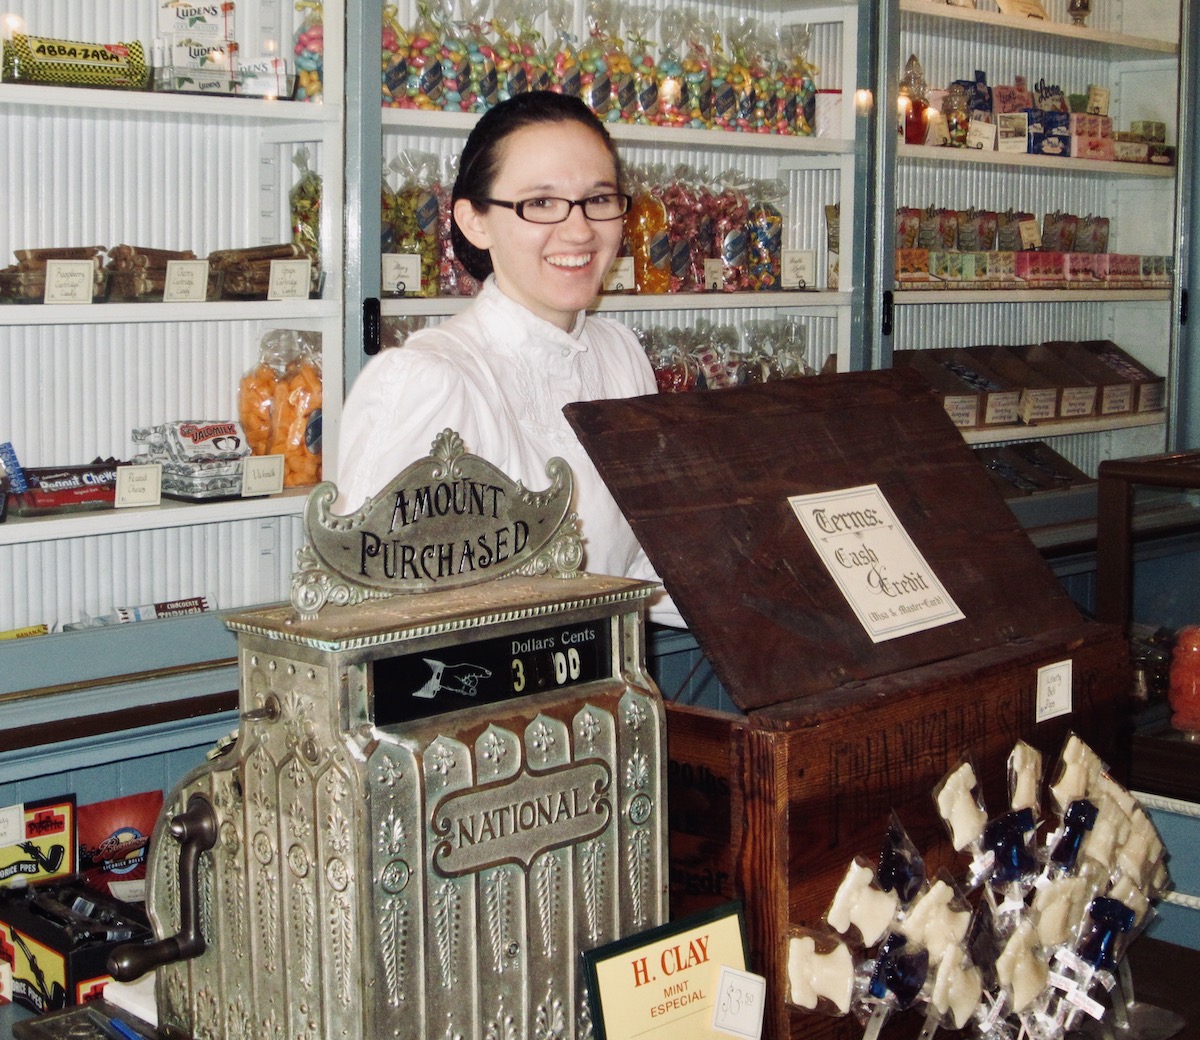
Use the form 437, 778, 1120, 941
996, 919, 1048, 1014
1033, 873, 1088, 948
1009, 740, 1043, 814
931, 955, 983, 1029
900, 879, 970, 965
1050, 735, 1102, 812
827, 858, 899, 947
1109, 875, 1150, 926
937, 762, 987, 851
787, 934, 855, 1015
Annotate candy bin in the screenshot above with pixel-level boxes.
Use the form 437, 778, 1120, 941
461, 0, 499, 113
1168, 626, 1200, 734
293, 0, 324, 101
747, 178, 785, 292
655, 9, 689, 127
563, 367, 1132, 1040
944, 81, 971, 148
401, 1, 446, 110
899, 52, 930, 145
680, 13, 714, 129
548, 0, 582, 98
625, 166, 671, 294
388, 151, 441, 297
381, 5, 408, 105
624, 4, 659, 125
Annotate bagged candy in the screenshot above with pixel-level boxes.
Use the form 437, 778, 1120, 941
709, 170, 750, 292
655, 9, 688, 127
460, 0, 499, 113
679, 13, 714, 128
439, 3, 473, 112
238, 330, 323, 488
548, 0, 582, 98
381, 4, 409, 106
580, 0, 615, 119
401, 1, 447, 109
624, 4, 659, 124
290, 147, 322, 265
779, 23, 817, 136
625, 166, 671, 294
293, 0, 324, 101
389, 151, 442, 297
436, 154, 481, 296
746, 179, 785, 291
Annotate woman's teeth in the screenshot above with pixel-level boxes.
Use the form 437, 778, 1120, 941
547, 254, 592, 269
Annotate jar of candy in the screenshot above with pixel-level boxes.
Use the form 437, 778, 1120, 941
1169, 626, 1200, 735
943, 82, 970, 148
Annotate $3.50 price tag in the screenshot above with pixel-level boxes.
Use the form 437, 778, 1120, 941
712, 965, 766, 1039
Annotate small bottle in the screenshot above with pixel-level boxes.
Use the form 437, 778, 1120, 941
899, 54, 929, 146
1169, 626, 1200, 735
943, 83, 970, 148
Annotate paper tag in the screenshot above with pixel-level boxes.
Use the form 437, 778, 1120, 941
996, 0, 1048, 17
116, 463, 162, 508
0, 803, 23, 850
163, 259, 212, 303
781, 251, 815, 290
44, 259, 98, 304
0, 958, 11, 1006
1087, 85, 1111, 116
712, 966, 766, 1039
1036, 660, 1073, 722
382, 253, 422, 296
1019, 219, 1043, 250
704, 259, 725, 291
241, 455, 285, 497
267, 259, 312, 300
603, 256, 635, 293
108, 878, 147, 902
968, 119, 997, 151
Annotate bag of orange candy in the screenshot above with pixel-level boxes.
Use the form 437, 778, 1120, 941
239, 329, 323, 488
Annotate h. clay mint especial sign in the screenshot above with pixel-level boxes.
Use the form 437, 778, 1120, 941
788, 483, 965, 643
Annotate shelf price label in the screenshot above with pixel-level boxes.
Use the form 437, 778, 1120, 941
603, 256, 634, 293
382, 253, 422, 296
267, 258, 312, 300
43, 260, 99, 305
163, 259, 212, 303
781, 250, 816, 290
116, 463, 162, 508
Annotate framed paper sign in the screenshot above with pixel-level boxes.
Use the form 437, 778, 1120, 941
584, 903, 752, 1039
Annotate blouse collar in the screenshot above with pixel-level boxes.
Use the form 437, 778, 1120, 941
477, 277, 589, 353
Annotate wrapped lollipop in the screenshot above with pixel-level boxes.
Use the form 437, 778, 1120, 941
933, 758, 989, 877
995, 916, 1050, 1020
861, 931, 930, 1040
624, 4, 659, 125
877, 812, 927, 909
826, 856, 900, 948
923, 950, 984, 1038
785, 926, 858, 1018
1048, 733, 1107, 821
898, 875, 972, 972
547, 0, 582, 97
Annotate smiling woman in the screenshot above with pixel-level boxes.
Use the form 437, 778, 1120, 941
336, 92, 682, 626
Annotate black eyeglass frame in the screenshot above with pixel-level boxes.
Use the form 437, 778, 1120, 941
469, 193, 633, 224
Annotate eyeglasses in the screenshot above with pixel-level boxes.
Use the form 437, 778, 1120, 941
473, 193, 633, 224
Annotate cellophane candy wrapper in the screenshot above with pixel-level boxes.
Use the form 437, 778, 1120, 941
293, 0, 324, 101
548, 0, 582, 98
626, 166, 671, 294
784, 925, 858, 1017
389, 150, 442, 297
436, 154, 481, 296
461, 0, 499, 113
290, 147, 322, 267
238, 330, 323, 488
637, 326, 699, 393
780, 23, 817, 136
747, 178, 786, 291
680, 12, 715, 128
439, 4, 473, 112
625, 4, 659, 124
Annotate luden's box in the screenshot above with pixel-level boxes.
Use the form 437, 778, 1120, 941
566, 368, 1130, 1040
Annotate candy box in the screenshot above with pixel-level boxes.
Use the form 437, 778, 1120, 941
1025, 109, 1069, 156
1149, 143, 1176, 166
941, 347, 1021, 426
1131, 120, 1167, 142
973, 442, 1094, 498
567, 370, 1129, 1040
1063, 252, 1103, 282
972, 344, 1061, 423
891, 350, 981, 429
1105, 253, 1143, 284
76, 791, 164, 901
0, 880, 149, 1013
157, 1, 236, 39
6, 461, 120, 516
1072, 135, 1116, 161
1014, 250, 1065, 285
1077, 340, 1166, 413
0, 796, 76, 889
1018, 342, 1099, 419
1041, 340, 1135, 416
1112, 137, 1150, 163
894, 247, 931, 282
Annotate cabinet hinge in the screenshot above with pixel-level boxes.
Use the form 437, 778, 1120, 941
881, 290, 894, 338
363, 297, 381, 355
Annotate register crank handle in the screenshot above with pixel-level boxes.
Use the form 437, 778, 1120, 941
108, 794, 218, 981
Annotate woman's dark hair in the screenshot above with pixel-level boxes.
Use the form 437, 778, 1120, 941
450, 92, 623, 282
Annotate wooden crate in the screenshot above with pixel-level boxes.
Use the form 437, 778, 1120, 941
567, 369, 1131, 1040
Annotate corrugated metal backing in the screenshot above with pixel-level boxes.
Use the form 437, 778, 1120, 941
0, 517, 304, 632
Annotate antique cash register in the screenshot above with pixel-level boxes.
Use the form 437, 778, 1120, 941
110, 432, 667, 1040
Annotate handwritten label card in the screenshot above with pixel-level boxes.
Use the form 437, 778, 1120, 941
241, 454, 284, 497
781, 250, 816, 290
788, 483, 965, 643
996, 0, 1048, 17
116, 463, 162, 508
163, 259, 212, 303
0, 803, 23, 850
44, 260, 98, 304
603, 256, 635, 293
267, 258, 312, 301
712, 966, 766, 1039
382, 253, 422, 296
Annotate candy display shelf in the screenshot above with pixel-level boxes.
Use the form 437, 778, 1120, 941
897, 141, 1176, 177
897, 0, 1179, 59
0, 488, 311, 548
959, 410, 1165, 445
0, 299, 339, 326
893, 287, 1171, 303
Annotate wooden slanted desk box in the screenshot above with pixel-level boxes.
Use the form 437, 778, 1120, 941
566, 368, 1130, 1040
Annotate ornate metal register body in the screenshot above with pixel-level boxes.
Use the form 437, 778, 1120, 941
113, 435, 668, 1040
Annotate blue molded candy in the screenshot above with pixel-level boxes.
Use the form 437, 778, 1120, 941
1051, 799, 1098, 871
869, 933, 929, 1010
984, 807, 1037, 883
1078, 896, 1135, 972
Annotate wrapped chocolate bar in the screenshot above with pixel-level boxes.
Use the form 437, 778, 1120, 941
2, 33, 149, 89
133, 420, 250, 500
7, 459, 121, 516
